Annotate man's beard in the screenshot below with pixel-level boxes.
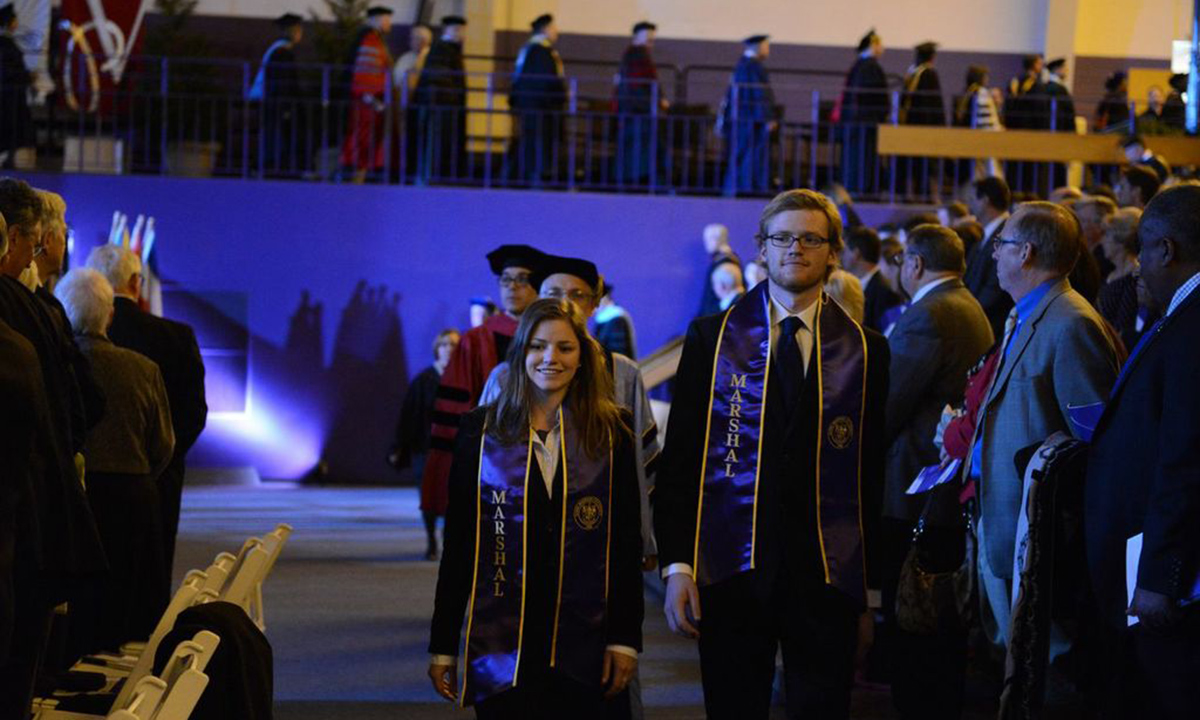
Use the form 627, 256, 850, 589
768, 263, 824, 295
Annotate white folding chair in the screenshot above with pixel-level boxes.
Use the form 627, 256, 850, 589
217, 542, 270, 616
246, 524, 292, 630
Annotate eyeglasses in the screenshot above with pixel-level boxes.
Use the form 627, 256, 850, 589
885, 252, 905, 267
758, 232, 830, 249
543, 288, 594, 304
991, 235, 1025, 250
498, 272, 532, 288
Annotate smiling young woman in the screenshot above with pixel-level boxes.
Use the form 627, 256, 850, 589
428, 299, 644, 720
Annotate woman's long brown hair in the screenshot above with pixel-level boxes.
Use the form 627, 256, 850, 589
485, 298, 626, 458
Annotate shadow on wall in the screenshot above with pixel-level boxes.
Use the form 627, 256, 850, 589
185, 281, 409, 484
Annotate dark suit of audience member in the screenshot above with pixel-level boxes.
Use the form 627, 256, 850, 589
1084, 186, 1200, 719
964, 178, 1015, 340
0, 318, 53, 718
1069, 240, 1103, 307
897, 44, 944, 198
108, 296, 207, 589
414, 32, 467, 182
697, 247, 741, 318
509, 24, 567, 184
862, 271, 903, 333
839, 31, 890, 195
0, 23, 32, 167
880, 227, 993, 719
71, 332, 175, 653
429, 408, 643, 717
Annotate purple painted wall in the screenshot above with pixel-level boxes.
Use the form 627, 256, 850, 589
17, 172, 910, 482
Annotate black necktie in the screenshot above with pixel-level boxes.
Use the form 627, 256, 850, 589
776, 316, 805, 419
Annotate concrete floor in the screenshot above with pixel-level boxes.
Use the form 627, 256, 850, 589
176, 483, 993, 719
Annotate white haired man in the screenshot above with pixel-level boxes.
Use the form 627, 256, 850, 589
86, 244, 207, 597
56, 267, 175, 653
698, 223, 741, 316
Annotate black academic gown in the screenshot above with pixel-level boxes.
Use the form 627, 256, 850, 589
509, 39, 567, 183
898, 63, 944, 196
414, 39, 467, 181
390, 365, 440, 480
263, 41, 305, 174
721, 54, 776, 195
430, 408, 643, 719
107, 296, 208, 587
0, 34, 31, 165
655, 303, 889, 718
840, 55, 890, 195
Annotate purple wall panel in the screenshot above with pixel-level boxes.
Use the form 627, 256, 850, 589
17, 172, 907, 481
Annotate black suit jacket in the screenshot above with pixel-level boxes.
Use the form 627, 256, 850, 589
862, 271, 903, 333
964, 219, 1014, 341
429, 407, 644, 668
655, 303, 889, 609
883, 279, 993, 523
1085, 287, 1200, 628
108, 297, 208, 455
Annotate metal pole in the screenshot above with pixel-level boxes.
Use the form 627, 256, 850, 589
1188, 0, 1199, 134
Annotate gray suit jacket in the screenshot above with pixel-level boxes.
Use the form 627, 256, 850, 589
884, 278, 994, 523
972, 278, 1118, 579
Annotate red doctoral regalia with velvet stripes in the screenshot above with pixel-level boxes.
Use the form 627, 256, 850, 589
422, 313, 519, 515
340, 27, 394, 171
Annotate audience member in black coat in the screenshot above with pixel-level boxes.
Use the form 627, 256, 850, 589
840, 225, 903, 333
963, 176, 1015, 340
415, 17, 468, 182
0, 5, 32, 168
898, 42, 944, 199
87, 244, 208, 591
657, 191, 888, 720
1085, 185, 1200, 718
429, 300, 643, 719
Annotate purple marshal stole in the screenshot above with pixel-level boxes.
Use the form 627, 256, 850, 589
696, 282, 871, 605
462, 411, 614, 706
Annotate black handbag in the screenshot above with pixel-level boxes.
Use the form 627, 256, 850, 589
895, 497, 977, 635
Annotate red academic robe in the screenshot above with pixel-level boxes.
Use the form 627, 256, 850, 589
340, 29, 393, 172
420, 313, 518, 515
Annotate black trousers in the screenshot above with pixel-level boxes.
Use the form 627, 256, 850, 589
697, 573, 859, 719
1090, 609, 1200, 720
879, 517, 967, 720
474, 666, 631, 720
0, 579, 54, 720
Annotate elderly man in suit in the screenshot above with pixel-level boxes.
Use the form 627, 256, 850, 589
881, 224, 994, 718
967, 202, 1119, 652
87, 245, 207, 594
1085, 185, 1200, 718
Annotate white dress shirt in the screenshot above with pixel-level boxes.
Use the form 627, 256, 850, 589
908, 275, 957, 307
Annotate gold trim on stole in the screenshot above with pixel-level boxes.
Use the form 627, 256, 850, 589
549, 408, 568, 668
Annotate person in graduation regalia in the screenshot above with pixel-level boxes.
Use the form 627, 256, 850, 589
1042, 58, 1076, 187
0, 4, 32, 168
839, 29, 890, 197
414, 15, 467, 183
259, 13, 306, 176
614, 21, 665, 186
721, 35, 777, 196
657, 189, 889, 719
428, 299, 644, 719
339, 6, 395, 182
421, 245, 547, 558
1161, 73, 1187, 130
898, 42, 945, 199
509, 14, 567, 184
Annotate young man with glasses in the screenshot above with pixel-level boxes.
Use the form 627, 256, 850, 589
656, 189, 890, 719
421, 245, 546, 559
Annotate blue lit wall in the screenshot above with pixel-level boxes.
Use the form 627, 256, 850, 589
19, 173, 907, 482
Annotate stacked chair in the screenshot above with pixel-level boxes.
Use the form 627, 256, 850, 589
32, 524, 292, 720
